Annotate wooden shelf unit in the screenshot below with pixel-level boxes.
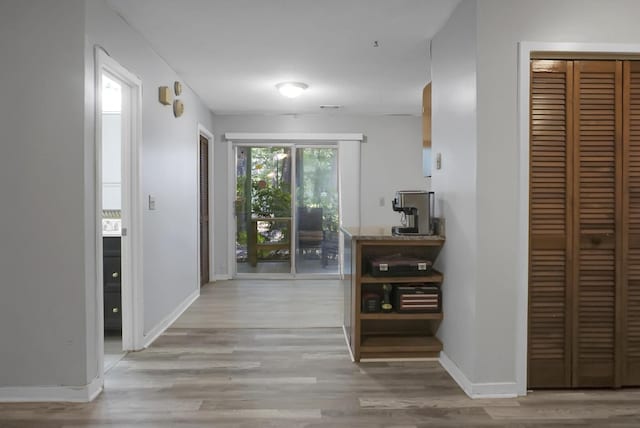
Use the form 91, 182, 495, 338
359, 312, 443, 321
360, 335, 442, 359
341, 233, 445, 361
360, 270, 443, 284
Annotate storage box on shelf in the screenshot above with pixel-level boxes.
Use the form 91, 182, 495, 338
341, 227, 444, 361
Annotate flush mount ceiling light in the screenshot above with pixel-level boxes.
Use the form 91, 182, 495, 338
276, 82, 308, 98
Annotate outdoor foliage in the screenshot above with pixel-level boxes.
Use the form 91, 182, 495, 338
251, 184, 291, 218
235, 146, 339, 261
297, 148, 338, 231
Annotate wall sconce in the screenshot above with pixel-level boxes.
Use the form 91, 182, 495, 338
159, 83, 185, 118
159, 86, 172, 105
173, 99, 184, 117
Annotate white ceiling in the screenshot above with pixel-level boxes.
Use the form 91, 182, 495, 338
106, 0, 459, 115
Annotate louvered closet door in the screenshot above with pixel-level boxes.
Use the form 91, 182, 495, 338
623, 61, 640, 385
572, 60, 622, 387
528, 60, 573, 388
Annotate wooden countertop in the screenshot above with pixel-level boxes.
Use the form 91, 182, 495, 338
341, 225, 445, 242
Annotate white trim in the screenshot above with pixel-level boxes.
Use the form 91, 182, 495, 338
0, 377, 103, 403
338, 140, 361, 228
227, 144, 236, 278
516, 41, 531, 399
228, 140, 347, 278
94, 46, 143, 399
224, 132, 356, 279
198, 124, 215, 284
233, 273, 296, 280
517, 41, 640, 397
289, 273, 340, 280
225, 132, 363, 142
214, 274, 232, 281
361, 358, 438, 362
87, 376, 103, 401
439, 352, 517, 399
234, 273, 340, 280
142, 288, 200, 348
290, 146, 297, 274
439, 351, 473, 397
94, 48, 145, 395
470, 382, 519, 399
342, 325, 355, 362
93, 48, 106, 395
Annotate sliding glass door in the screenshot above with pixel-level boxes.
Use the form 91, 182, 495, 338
235, 146, 292, 274
234, 144, 339, 276
295, 147, 339, 274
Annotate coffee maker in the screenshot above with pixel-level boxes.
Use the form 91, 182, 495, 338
391, 190, 435, 235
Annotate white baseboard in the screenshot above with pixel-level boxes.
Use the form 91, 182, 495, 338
142, 288, 200, 348
0, 376, 103, 403
439, 352, 519, 399
342, 325, 355, 362
87, 375, 103, 401
361, 357, 439, 362
438, 351, 474, 397
214, 274, 232, 281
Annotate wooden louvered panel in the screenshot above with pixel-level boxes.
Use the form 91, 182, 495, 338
529, 250, 567, 360
573, 61, 621, 387
623, 61, 640, 385
528, 60, 572, 387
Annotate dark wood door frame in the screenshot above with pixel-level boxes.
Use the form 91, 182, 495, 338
199, 134, 210, 286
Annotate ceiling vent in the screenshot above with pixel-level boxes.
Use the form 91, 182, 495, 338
320, 105, 342, 110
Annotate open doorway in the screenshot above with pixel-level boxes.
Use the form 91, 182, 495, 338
101, 72, 125, 370
199, 130, 213, 286
95, 49, 144, 378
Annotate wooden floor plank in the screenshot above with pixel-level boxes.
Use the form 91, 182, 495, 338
2, 280, 640, 426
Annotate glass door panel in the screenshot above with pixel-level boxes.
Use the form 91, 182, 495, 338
295, 147, 339, 274
235, 146, 292, 274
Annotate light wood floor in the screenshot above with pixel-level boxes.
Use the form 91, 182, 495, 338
172, 279, 343, 329
2, 280, 640, 427
103, 334, 125, 373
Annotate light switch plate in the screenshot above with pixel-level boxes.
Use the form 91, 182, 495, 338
148, 195, 157, 211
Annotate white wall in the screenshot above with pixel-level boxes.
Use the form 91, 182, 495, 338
0, 0, 90, 388
430, 0, 478, 387
210, 114, 423, 276
473, 0, 640, 387
0, 0, 215, 395
86, 0, 214, 344
430, 0, 640, 395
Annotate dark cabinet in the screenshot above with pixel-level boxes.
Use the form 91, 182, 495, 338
103, 237, 122, 331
